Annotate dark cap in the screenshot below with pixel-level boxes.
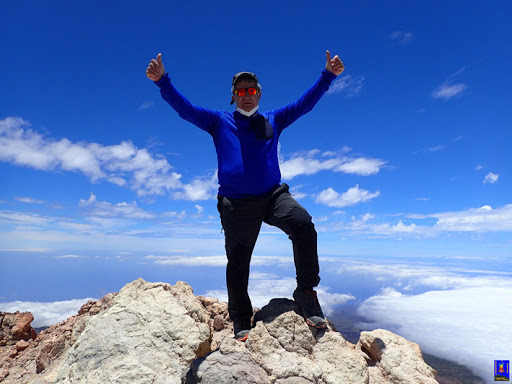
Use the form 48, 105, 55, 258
232, 71, 259, 87
231, 72, 261, 94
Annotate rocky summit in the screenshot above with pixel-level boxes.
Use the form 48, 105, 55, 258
0, 278, 439, 383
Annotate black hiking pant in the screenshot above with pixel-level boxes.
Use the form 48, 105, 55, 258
217, 183, 320, 322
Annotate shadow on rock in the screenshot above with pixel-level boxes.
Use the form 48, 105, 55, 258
253, 298, 327, 339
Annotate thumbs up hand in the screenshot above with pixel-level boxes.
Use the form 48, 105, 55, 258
325, 50, 344, 76
146, 53, 166, 81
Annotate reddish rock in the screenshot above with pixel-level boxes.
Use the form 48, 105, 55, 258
0, 311, 37, 349
8, 347, 18, 358
0, 292, 117, 382
11, 313, 36, 341
198, 296, 230, 323
15, 340, 29, 351
213, 314, 225, 331
0, 368, 8, 381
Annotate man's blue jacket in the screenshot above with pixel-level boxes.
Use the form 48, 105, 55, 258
155, 69, 336, 198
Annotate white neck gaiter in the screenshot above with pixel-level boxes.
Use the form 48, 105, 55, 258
236, 106, 259, 117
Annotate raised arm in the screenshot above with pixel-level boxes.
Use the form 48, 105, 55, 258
272, 50, 344, 131
146, 53, 219, 135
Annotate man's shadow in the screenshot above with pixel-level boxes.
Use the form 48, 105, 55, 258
252, 298, 327, 339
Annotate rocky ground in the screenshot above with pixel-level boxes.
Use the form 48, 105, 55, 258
1, 278, 441, 383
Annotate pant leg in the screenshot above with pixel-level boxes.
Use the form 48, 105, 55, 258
217, 195, 264, 322
263, 184, 320, 289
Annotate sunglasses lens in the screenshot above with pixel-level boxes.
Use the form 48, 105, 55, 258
235, 87, 259, 96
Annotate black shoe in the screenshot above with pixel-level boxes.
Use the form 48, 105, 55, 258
293, 288, 327, 329
233, 318, 251, 342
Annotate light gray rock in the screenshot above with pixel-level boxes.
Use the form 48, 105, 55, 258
1, 279, 440, 384
244, 298, 369, 384
183, 337, 269, 383
55, 278, 212, 384
357, 329, 438, 384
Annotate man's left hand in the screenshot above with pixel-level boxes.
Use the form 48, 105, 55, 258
325, 50, 345, 76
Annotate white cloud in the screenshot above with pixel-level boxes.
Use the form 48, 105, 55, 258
0, 210, 51, 225
426, 145, 446, 152
432, 67, 469, 101
290, 191, 308, 200
0, 220, 227, 258
194, 205, 204, 215
150, 255, 227, 267
78, 193, 156, 219
430, 204, 512, 232
337, 261, 512, 380
0, 117, 183, 196
162, 210, 187, 220
335, 157, 385, 175
337, 217, 420, 237
138, 101, 155, 111
0, 298, 95, 327
357, 284, 511, 381
250, 272, 280, 280
327, 75, 365, 97
149, 255, 293, 268
172, 171, 218, 201
15, 197, 45, 204
483, 172, 499, 184
432, 83, 467, 100
323, 204, 512, 237
0, 248, 52, 253
413, 145, 448, 155
280, 149, 386, 180
390, 31, 414, 45
360, 213, 375, 222
315, 185, 380, 208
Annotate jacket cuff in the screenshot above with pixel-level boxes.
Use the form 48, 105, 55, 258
155, 73, 170, 87
321, 68, 337, 82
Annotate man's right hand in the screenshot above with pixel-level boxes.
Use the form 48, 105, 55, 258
146, 53, 165, 82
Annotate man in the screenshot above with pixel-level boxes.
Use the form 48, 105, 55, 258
146, 51, 344, 341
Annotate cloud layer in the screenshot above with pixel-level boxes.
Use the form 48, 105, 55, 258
205, 276, 354, 317
0, 298, 95, 327
347, 261, 512, 381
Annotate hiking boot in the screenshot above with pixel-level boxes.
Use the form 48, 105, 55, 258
293, 288, 327, 329
233, 318, 251, 342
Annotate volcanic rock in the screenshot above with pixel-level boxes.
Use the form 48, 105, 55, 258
0, 279, 439, 384
357, 329, 438, 383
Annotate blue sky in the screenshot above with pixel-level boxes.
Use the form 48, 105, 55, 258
1, 1, 511, 382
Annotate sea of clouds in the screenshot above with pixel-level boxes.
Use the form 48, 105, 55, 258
1, 256, 510, 383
